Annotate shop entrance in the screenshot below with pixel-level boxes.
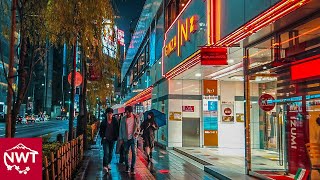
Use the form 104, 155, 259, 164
249, 79, 286, 172
182, 117, 200, 147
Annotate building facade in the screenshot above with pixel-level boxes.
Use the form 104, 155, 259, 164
120, 0, 320, 178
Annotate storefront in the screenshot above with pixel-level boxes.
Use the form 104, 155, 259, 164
157, 0, 247, 149
242, 3, 320, 179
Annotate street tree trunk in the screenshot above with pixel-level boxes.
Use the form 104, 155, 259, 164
5, 0, 17, 138
82, 58, 88, 149
77, 55, 88, 149
11, 34, 28, 137
77, 55, 85, 137
69, 45, 76, 141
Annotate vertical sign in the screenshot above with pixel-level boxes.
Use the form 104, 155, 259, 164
203, 80, 218, 146
286, 104, 310, 174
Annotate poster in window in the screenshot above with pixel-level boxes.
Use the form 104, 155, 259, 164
221, 102, 234, 123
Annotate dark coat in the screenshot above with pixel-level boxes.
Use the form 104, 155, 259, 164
99, 117, 119, 141
141, 118, 158, 147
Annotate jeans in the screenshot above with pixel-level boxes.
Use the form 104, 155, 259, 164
124, 138, 137, 170
102, 140, 115, 167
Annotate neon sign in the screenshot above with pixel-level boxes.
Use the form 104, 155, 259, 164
164, 15, 199, 57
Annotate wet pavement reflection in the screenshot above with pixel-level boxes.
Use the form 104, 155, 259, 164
85, 138, 216, 180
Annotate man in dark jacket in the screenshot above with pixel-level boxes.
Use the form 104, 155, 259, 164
99, 108, 119, 172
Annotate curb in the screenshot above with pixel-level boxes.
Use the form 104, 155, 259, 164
173, 148, 212, 165
204, 166, 232, 180
74, 155, 91, 180
173, 148, 257, 180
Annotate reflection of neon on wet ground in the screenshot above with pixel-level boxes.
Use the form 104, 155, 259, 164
158, 169, 170, 174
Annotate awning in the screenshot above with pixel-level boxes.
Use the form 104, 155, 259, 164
125, 86, 153, 106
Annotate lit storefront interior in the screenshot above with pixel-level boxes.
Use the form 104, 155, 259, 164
245, 13, 320, 179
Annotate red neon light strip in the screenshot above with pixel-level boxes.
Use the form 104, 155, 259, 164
216, 0, 291, 45
165, 0, 193, 34
165, 55, 201, 79
162, 0, 216, 77
165, 56, 199, 78
166, 55, 200, 78
249, 25, 320, 58
162, 0, 193, 77
125, 86, 153, 105
215, 0, 310, 46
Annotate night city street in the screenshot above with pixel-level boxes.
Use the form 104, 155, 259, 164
1, 0, 320, 179
0, 120, 75, 139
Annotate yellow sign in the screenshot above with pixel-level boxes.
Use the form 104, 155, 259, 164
169, 112, 182, 121
165, 15, 199, 57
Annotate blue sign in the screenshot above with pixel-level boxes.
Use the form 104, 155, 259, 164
208, 101, 218, 111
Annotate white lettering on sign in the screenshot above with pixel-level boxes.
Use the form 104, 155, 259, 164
206, 88, 215, 94
182, 106, 194, 112
290, 118, 297, 149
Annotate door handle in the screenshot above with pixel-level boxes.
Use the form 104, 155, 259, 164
197, 128, 199, 135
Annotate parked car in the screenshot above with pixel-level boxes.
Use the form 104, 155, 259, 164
26, 115, 35, 123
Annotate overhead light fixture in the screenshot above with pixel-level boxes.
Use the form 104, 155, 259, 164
195, 73, 201, 77
207, 61, 243, 79
229, 75, 244, 81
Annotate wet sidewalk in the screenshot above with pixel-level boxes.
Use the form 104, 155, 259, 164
82, 137, 216, 180
173, 147, 280, 180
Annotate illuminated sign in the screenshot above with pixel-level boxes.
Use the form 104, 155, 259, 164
291, 55, 320, 81
164, 15, 199, 57
200, 47, 228, 65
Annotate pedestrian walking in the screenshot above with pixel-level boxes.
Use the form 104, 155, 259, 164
119, 106, 140, 174
99, 108, 119, 173
141, 111, 158, 162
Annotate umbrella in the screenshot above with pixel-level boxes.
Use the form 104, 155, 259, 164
143, 109, 167, 127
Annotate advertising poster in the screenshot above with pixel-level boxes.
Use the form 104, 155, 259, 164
203, 95, 218, 146
236, 113, 244, 122
169, 112, 182, 121
221, 102, 234, 122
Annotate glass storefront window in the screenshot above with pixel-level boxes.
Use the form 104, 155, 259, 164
248, 37, 274, 69
246, 16, 320, 178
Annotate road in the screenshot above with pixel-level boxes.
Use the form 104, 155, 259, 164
0, 119, 76, 140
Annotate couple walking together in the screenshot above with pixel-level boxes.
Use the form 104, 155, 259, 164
99, 106, 158, 174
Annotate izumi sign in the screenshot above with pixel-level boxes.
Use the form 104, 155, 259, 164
165, 15, 198, 57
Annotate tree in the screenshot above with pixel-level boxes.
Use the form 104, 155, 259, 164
1, 0, 52, 137
45, 0, 117, 141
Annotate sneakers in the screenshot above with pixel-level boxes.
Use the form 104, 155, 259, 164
130, 168, 136, 175
107, 164, 111, 170
103, 166, 109, 173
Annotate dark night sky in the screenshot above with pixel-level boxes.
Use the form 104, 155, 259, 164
112, 0, 147, 47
